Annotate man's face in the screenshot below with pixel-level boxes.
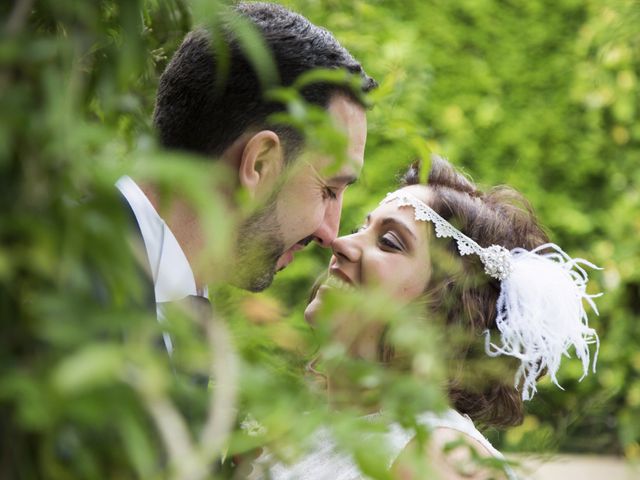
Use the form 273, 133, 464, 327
236, 94, 367, 291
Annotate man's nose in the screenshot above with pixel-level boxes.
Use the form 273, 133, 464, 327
313, 199, 342, 247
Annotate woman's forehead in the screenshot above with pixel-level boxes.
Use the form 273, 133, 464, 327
370, 185, 432, 234
396, 184, 432, 203
372, 185, 432, 216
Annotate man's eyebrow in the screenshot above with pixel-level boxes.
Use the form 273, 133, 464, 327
381, 217, 417, 240
327, 174, 358, 186
306, 160, 358, 186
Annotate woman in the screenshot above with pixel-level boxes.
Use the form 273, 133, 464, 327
254, 156, 600, 479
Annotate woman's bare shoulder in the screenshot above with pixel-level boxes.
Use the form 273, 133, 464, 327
391, 427, 508, 480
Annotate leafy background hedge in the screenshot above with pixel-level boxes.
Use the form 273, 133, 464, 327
1, 0, 638, 477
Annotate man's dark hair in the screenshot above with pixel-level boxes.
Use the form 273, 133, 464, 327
153, 2, 377, 159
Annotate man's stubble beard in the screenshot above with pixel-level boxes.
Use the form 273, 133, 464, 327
234, 193, 285, 292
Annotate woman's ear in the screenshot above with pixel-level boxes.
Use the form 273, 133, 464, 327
238, 130, 285, 199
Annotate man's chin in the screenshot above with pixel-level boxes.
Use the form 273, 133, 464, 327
246, 249, 295, 291
230, 254, 280, 292
239, 267, 277, 293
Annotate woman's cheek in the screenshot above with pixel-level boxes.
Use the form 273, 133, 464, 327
395, 264, 426, 300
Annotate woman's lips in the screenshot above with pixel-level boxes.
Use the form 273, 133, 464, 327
328, 267, 355, 286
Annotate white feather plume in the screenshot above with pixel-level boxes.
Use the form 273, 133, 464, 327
381, 192, 602, 401
484, 243, 601, 401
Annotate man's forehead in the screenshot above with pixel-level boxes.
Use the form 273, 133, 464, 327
327, 93, 366, 132
290, 93, 366, 184
327, 94, 367, 176
312, 154, 362, 184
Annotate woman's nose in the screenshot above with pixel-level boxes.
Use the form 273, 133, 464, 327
331, 232, 361, 263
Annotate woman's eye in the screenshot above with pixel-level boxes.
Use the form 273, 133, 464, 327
379, 233, 403, 251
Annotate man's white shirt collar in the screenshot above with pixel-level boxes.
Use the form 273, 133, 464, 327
116, 175, 202, 303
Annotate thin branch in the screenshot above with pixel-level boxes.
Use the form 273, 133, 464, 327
5, 0, 34, 36
198, 306, 239, 461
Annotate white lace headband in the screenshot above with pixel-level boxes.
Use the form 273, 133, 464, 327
381, 191, 601, 401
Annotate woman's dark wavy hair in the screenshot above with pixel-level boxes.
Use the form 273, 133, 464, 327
400, 156, 549, 428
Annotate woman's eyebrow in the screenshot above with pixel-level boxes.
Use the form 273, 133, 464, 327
380, 217, 417, 240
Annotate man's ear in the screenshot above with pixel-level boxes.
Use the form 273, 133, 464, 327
238, 130, 284, 199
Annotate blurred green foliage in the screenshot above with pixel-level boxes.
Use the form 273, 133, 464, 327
1, 0, 638, 478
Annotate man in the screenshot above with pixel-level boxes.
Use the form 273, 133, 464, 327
118, 2, 376, 318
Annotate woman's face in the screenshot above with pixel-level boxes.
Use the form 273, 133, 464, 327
305, 185, 433, 324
